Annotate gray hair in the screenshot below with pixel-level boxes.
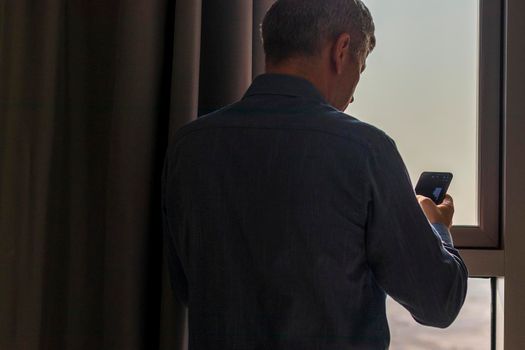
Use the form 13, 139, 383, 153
261, 0, 376, 64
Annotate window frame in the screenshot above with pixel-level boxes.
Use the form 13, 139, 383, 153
451, 0, 503, 249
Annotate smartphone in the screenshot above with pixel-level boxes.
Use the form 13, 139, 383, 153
415, 172, 453, 204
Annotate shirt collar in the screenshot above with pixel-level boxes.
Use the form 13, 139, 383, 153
242, 73, 330, 105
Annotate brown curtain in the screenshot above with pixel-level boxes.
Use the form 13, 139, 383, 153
0, 1, 273, 349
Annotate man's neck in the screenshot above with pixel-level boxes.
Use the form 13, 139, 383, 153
265, 59, 335, 106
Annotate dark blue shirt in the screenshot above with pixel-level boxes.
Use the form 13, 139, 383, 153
162, 74, 468, 349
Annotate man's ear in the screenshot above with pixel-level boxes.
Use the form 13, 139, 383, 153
331, 33, 351, 75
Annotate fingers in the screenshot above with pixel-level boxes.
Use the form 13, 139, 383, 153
416, 194, 454, 228
438, 194, 454, 213
417, 195, 438, 218
416, 195, 431, 204
441, 194, 454, 206
437, 194, 454, 228
416, 195, 434, 208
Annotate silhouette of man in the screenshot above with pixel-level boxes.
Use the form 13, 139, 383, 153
162, 1, 468, 348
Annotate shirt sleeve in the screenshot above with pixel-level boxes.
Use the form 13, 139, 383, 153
364, 133, 468, 328
431, 223, 454, 246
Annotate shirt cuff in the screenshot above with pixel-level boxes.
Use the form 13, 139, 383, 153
431, 223, 454, 246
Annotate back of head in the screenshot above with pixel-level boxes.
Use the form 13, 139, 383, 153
261, 0, 376, 65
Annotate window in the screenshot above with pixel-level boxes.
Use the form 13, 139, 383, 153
387, 278, 492, 349
348, 0, 502, 248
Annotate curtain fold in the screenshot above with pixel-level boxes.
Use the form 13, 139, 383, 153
1, 1, 74, 349
0, 1, 269, 349
198, 0, 253, 115
160, 0, 203, 348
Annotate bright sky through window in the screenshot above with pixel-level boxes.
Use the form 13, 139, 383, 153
347, 0, 479, 225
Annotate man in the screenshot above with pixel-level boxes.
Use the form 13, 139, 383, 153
162, 0, 468, 348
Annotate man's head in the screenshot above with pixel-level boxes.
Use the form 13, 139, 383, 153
261, 0, 375, 110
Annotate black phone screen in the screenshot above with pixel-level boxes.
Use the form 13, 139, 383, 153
415, 172, 453, 204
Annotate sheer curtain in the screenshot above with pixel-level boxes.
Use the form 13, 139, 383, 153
0, 1, 273, 349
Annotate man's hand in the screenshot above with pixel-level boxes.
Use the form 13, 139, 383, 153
416, 194, 455, 229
